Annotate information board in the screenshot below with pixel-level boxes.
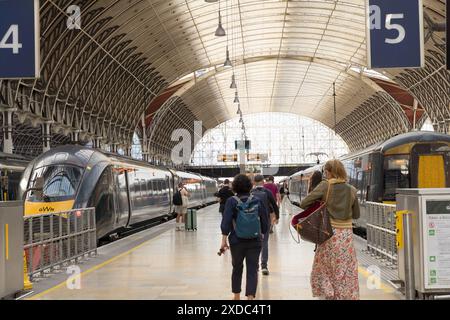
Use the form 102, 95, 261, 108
366, 0, 424, 68
0, 0, 40, 79
424, 200, 450, 289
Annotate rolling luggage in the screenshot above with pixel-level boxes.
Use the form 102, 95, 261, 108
185, 208, 197, 231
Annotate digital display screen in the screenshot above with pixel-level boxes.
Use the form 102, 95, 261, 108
426, 201, 450, 215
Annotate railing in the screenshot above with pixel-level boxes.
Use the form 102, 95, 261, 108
23, 208, 97, 280
365, 202, 397, 267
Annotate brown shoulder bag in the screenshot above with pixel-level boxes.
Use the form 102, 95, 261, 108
293, 182, 334, 245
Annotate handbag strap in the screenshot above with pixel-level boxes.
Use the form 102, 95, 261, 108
324, 181, 333, 205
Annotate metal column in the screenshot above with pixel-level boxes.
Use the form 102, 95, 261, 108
2, 109, 15, 154
41, 122, 52, 153
403, 211, 416, 300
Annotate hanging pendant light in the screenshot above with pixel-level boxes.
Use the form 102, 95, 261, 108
230, 73, 237, 89
233, 91, 240, 103
215, 10, 226, 37
224, 46, 232, 67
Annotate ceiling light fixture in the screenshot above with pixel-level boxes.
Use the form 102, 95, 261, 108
234, 91, 240, 103
224, 46, 232, 67
215, 3, 226, 37
230, 73, 237, 89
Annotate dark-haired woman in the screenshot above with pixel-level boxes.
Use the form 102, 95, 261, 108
308, 171, 323, 193
220, 174, 269, 300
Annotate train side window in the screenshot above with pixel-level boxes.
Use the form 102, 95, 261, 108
158, 180, 163, 194
140, 179, 147, 199
132, 179, 137, 196
147, 180, 152, 197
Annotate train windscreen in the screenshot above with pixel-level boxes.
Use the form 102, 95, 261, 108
27, 165, 83, 202
383, 156, 409, 201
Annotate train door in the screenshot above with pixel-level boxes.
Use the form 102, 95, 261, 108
417, 155, 446, 188
411, 143, 449, 189
166, 175, 172, 212
124, 170, 133, 227
201, 179, 207, 204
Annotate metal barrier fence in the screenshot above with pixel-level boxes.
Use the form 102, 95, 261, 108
365, 202, 397, 266
23, 208, 97, 280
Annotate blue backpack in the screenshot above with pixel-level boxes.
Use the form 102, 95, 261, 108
233, 195, 261, 239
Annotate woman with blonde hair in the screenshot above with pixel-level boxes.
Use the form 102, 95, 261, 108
300, 159, 360, 300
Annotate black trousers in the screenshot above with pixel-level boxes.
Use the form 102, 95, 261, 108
230, 240, 262, 297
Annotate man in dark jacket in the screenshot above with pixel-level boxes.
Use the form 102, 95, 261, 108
215, 179, 235, 215
251, 175, 279, 276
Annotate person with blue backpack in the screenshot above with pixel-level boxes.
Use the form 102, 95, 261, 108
251, 175, 279, 276
220, 174, 269, 300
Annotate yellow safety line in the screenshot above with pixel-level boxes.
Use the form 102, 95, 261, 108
29, 232, 166, 300
5, 224, 9, 260
358, 266, 395, 294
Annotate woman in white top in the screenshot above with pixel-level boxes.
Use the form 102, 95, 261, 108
175, 182, 190, 231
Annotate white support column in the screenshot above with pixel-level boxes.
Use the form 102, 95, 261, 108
42, 121, 52, 153
2, 109, 14, 153
110, 143, 119, 154
141, 114, 149, 162
125, 145, 132, 157
93, 137, 103, 149
412, 99, 419, 131
71, 130, 81, 143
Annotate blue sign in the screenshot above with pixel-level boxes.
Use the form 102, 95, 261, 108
0, 0, 40, 79
366, 0, 424, 68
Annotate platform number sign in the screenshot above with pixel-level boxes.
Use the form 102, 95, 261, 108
366, 0, 424, 69
0, 0, 40, 79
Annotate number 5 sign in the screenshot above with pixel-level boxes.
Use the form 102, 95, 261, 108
366, 0, 424, 69
0, 0, 40, 79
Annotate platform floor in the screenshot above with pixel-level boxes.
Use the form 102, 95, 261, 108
28, 202, 402, 300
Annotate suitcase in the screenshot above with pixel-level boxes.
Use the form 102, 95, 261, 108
185, 209, 197, 231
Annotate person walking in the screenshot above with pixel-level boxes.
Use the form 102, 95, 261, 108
279, 181, 290, 215
252, 175, 279, 276
264, 176, 281, 206
263, 176, 280, 233
300, 160, 360, 300
175, 182, 190, 231
220, 174, 269, 300
308, 171, 323, 193
215, 179, 234, 216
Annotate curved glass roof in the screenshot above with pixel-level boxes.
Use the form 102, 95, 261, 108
139, 0, 375, 129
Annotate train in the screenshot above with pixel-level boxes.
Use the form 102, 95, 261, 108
19, 145, 218, 240
0, 152, 29, 201
288, 131, 450, 235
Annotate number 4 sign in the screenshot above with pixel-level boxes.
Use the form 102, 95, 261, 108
0, 25, 23, 54
366, 0, 425, 69
0, 0, 40, 79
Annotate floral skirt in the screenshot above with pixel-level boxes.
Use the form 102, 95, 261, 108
311, 228, 360, 300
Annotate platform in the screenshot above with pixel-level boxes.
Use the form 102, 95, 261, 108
26, 203, 402, 300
